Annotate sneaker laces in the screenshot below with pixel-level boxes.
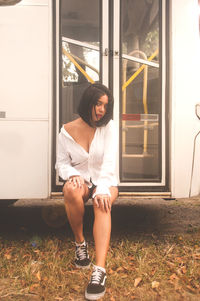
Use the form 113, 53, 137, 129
76, 242, 88, 261
90, 266, 104, 285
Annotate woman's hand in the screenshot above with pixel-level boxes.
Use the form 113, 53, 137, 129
93, 194, 111, 212
68, 176, 84, 189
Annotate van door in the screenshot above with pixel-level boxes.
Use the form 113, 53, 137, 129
53, 0, 168, 193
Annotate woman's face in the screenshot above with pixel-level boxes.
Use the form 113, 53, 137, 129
92, 94, 108, 122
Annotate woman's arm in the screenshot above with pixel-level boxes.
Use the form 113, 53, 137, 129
93, 121, 118, 198
55, 133, 81, 181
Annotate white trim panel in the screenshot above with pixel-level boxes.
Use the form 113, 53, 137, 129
62, 37, 99, 51
102, 0, 109, 86
113, 0, 120, 184
122, 54, 159, 68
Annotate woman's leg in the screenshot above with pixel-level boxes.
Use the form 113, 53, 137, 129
63, 181, 90, 243
93, 187, 118, 268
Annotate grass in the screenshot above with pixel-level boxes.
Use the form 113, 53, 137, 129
0, 229, 200, 301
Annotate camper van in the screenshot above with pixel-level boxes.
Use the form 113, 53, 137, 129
0, 0, 200, 200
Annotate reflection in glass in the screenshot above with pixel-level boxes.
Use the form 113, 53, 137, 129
61, 0, 100, 44
121, 59, 161, 181
120, 0, 161, 183
121, 0, 159, 62
60, 0, 101, 126
62, 42, 99, 83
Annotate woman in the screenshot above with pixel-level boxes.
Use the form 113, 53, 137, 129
56, 83, 118, 300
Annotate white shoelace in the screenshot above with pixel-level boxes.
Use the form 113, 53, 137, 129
90, 267, 104, 285
76, 243, 88, 260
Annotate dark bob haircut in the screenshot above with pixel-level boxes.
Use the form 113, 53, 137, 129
77, 83, 114, 127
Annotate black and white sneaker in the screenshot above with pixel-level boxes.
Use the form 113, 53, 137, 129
85, 265, 107, 300
75, 241, 91, 269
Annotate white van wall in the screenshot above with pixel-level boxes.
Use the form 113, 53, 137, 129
170, 0, 200, 197
0, 0, 51, 199
1, 0, 200, 199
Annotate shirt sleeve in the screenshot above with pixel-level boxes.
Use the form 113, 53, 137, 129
93, 121, 118, 198
55, 133, 81, 181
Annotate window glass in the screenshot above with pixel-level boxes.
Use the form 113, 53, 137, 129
121, 0, 159, 62
120, 0, 161, 182
60, 0, 101, 125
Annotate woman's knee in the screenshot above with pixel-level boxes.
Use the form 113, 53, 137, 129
63, 182, 88, 204
93, 203, 111, 218
63, 182, 79, 200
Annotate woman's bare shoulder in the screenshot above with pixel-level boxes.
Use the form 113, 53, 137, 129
64, 119, 79, 129
63, 118, 81, 136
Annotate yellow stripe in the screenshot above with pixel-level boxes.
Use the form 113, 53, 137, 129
122, 49, 159, 91
62, 48, 95, 84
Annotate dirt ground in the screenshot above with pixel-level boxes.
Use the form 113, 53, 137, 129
111, 196, 200, 235
1, 195, 200, 235
0, 196, 200, 301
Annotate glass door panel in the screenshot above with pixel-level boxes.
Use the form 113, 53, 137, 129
121, 0, 159, 59
120, 0, 163, 184
60, 0, 101, 126
54, 0, 102, 188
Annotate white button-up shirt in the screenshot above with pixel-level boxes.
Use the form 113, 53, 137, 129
55, 120, 118, 196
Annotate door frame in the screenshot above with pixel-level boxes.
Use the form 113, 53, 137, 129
112, 0, 167, 190
52, 0, 169, 193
